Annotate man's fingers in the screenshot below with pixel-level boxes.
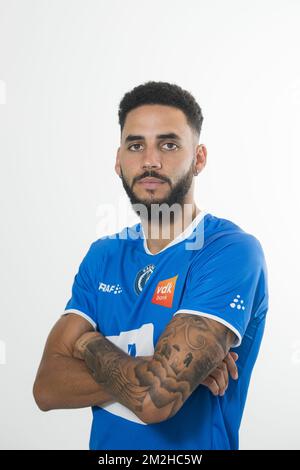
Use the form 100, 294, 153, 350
229, 352, 239, 361
221, 362, 229, 391
201, 352, 239, 396
224, 352, 239, 380
203, 363, 228, 396
201, 376, 219, 396
209, 364, 228, 395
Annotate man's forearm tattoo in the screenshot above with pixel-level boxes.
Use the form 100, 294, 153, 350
84, 313, 235, 420
84, 338, 149, 412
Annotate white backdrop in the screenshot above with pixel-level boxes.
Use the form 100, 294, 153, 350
0, 0, 299, 450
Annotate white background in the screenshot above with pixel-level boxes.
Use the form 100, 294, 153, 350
0, 0, 299, 449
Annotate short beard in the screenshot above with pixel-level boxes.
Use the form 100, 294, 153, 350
119, 162, 194, 223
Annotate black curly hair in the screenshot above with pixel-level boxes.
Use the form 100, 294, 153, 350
118, 81, 203, 141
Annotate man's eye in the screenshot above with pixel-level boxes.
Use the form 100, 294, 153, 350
162, 142, 178, 150
128, 143, 178, 151
128, 144, 143, 151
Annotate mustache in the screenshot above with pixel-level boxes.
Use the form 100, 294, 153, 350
133, 171, 170, 186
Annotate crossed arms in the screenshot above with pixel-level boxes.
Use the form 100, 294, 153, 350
33, 312, 238, 424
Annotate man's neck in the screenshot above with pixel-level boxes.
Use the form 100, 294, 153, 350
141, 203, 200, 255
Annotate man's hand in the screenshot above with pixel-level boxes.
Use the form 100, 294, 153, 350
201, 351, 238, 396
74, 332, 238, 398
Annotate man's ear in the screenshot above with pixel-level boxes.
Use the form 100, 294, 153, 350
194, 144, 207, 174
115, 147, 121, 177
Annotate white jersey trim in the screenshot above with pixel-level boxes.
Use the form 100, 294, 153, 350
62, 309, 97, 330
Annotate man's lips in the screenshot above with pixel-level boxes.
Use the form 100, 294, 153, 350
137, 177, 167, 190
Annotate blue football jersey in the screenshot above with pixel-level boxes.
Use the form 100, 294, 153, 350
63, 210, 269, 450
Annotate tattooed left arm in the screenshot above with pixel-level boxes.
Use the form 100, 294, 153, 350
74, 313, 238, 424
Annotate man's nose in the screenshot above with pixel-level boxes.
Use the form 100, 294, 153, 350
141, 148, 162, 171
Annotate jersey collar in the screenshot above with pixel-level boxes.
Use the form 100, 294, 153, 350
140, 209, 207, 256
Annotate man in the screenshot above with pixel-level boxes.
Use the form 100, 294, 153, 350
33, 81, 269, 450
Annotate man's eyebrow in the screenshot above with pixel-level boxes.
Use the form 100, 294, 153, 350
124, 133, 182, 144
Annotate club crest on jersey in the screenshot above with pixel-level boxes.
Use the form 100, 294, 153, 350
151, 275, 178, 308
134, 264, 156, 295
